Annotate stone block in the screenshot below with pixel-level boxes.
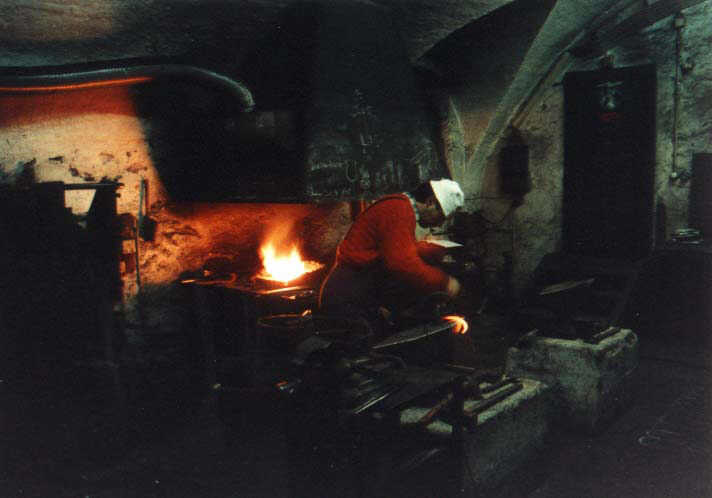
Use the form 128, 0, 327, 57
505, 327, 639, 433
399, 378, 552, 492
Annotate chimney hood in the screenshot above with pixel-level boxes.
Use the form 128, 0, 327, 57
237, 1, 450, 202
0, 2, 449, 203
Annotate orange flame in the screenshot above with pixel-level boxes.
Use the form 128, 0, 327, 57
443, 315, 469, 334
258, 242, 322, 284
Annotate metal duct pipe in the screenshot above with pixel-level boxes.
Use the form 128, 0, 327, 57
671, 12, 685, 178
0, 58, 255, 112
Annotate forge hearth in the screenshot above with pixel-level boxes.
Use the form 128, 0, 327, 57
183, 271, 321, 295
181, 269, 321, 389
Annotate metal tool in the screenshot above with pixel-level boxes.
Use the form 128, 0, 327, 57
415, 392, 455, 426
463, 381, 523, 418
378, 381, 450, 412
410, 375, 502, 426
371, 320, 453, 350
480, 376, 520, 394
348, 384, 402, 415
514, 328, 540, 348
585, 325, 620, 344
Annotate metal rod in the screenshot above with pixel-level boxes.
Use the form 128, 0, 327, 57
135, 179, 144, 292
463, 382, 523, 417
671, 12, 684, 176
63, 182, 123, 190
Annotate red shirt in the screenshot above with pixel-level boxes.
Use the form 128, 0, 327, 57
336, 194, 449, 294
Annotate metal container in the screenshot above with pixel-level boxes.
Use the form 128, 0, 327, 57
257, 313, 316, 351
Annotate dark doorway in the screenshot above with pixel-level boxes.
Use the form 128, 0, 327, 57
562, 64, 656, 261
690, 152, 712, 238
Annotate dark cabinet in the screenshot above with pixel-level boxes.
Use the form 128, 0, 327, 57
563, 64, 656, 261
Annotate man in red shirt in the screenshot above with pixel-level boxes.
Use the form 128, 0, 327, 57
318, 179, 464, 335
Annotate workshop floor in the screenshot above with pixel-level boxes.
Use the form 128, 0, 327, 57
1, 313, 711, 498
526, 315, 712, 498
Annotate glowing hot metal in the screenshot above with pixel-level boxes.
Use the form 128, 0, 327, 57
443, 315, 469, 334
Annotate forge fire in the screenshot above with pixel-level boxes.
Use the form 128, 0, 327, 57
257, 241, 323, 285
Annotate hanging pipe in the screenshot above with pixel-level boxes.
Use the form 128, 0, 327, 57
0, 58, 255, 111
671, 12, 685, 180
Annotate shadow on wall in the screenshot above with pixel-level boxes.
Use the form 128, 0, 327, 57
130, 78, 303, 202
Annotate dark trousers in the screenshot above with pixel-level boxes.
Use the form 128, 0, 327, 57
318, 263, 419, 337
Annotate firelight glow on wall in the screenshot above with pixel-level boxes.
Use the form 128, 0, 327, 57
0, 59, 256, 208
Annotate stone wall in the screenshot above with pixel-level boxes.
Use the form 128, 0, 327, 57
0, 0, 445, 336
445, 1, 712, 295
3, 0, 711, 315
0, 86, 351, 334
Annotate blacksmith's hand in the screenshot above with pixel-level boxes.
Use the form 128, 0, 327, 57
446, 276, 461, 298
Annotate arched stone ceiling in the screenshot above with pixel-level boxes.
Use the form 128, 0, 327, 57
0, 0, 516, 66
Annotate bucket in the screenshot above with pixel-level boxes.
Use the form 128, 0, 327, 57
256, 313, 315, 351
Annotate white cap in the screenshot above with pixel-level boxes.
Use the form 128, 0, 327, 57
430, 179, 464, 217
